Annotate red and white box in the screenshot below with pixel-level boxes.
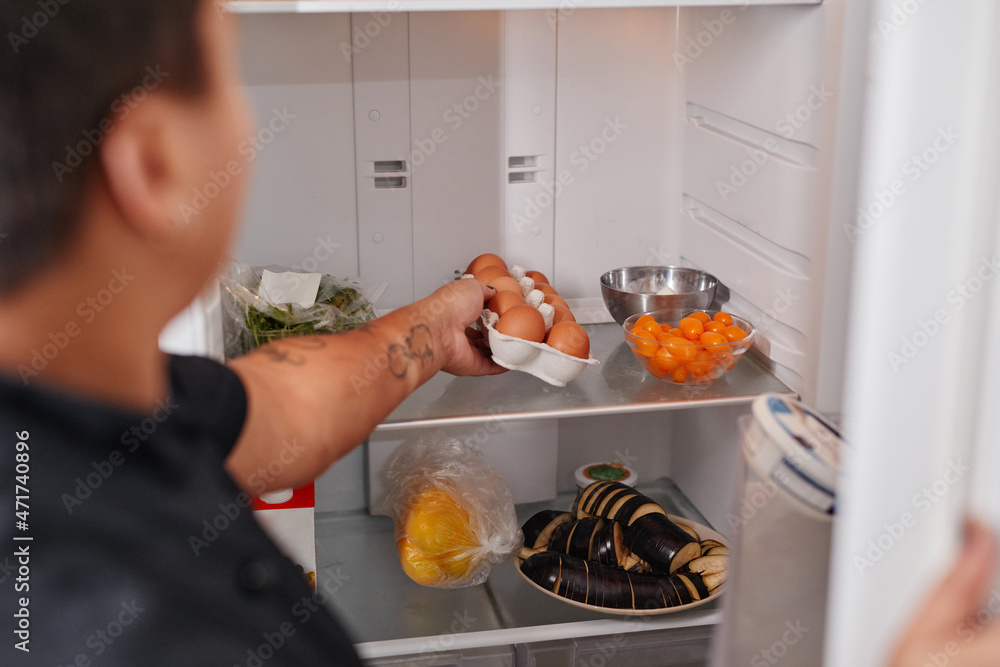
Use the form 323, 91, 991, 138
252, 484, 317, 587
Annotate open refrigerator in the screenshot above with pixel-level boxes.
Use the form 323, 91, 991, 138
157, 0, 1000, 664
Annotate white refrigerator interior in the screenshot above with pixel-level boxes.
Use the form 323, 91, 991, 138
152, 0, 999, 663
222, 2, 855, 399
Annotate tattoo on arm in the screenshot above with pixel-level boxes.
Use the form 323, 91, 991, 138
387, 324, 434, 379
255, 326, 433, 380
259, 336, 328, 366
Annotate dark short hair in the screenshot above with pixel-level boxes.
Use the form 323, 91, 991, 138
0, 1, 207, 293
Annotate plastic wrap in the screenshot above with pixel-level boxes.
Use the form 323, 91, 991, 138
219, 262, 376, 360
376, 433, 523, 588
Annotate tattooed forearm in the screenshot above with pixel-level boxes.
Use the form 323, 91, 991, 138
259, 336, 328, 366
387, 324, 434, 379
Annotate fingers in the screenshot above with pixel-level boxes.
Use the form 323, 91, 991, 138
473, 278, 496, 303
467, 278, 496, 320
888, 519, 1000, 667
462, 326, 507, 376
440, 277, 495, 323
954, 622, 1000, 666
919, 520, 998, 633
466, 349, 508, 376
950, 520, 998, 616
433, 280, 507, 377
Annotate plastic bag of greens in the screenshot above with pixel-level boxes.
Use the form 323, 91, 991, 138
375, 433, 523, 588
219, 262, 377, 360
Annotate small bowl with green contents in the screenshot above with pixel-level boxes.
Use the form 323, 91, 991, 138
574, 462, 637, 492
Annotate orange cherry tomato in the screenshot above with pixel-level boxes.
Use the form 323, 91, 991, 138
688, 311, 711, 325
713, 312, 734, 327
704, 320, 727, 335
653, 347, 681, 373
686, 349, 716, 377
643, 359, 668, 378
667, 327, 684, 338
678, 317, 704, 342
687, 359, 716, 378
700, 331, 727, 345
663, 337, 697, 362
700, 331, 728, 353
636, 319, 664, 337
671, 366, 690, 383
723, 325, 748, 342
633, 329, 659, 356
634, 314, 656, 329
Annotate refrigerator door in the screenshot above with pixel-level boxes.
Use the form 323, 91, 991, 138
825, 0, 1000, 665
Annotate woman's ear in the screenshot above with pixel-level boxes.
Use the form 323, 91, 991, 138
99, 95, 195, 242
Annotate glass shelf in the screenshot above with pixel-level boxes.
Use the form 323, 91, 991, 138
376, 322, 793, 432
315, 477, 725, 660
227, 0, 820, 13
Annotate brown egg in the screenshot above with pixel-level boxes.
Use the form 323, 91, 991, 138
465, 253, 507, 276
474, 264, 510, 285
544, 294, 570, 310
525, 270, 550, 285
486, 290, 525, 316
552, 304, 576, 324
535, 283, 559, 297
490, 276, 523, 295
496, 305, 546, 343
545, 321, 590, 359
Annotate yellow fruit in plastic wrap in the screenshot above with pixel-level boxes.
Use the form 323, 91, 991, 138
396, 488, 480, 586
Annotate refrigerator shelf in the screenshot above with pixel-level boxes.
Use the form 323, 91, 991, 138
315, 477, 723, 661
228, 0, 820, 14
376, 321, 793, 432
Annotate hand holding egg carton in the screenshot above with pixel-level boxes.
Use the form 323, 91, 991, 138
463, 253, 599, 387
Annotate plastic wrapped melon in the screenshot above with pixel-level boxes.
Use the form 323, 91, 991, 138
376, 434, 523, 588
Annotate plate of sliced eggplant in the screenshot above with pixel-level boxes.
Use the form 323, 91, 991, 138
515, 480, 728, 615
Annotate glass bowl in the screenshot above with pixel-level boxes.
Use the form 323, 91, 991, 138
623, 309, 755, 384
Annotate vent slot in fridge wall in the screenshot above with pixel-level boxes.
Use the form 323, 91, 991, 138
352, 11, 414, 309
352, 11, 505, 309
409, 12, 505, 299
503, 12, 557, 280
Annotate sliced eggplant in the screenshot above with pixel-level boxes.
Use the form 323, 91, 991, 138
687, 554, 727, 574
520, 550, 710, 611
675, 572, 710, 601
575, 481, 700, 574
527, 513, 654, 573
675, 521, 701, 541
699, 539, 725, 556
625, 513, 702, 574
522, 510, 573, 550
567, 517, 602, 558
700, 571, 726, 591
686, 555, 728, 590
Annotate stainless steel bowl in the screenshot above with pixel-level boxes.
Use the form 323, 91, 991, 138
600, 266, 718, 326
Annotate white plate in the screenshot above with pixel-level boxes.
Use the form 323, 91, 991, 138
515, 514, 727, 616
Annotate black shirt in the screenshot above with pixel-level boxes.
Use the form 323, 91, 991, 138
0, 355, 364, 666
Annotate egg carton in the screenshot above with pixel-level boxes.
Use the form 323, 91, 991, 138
480, 309, 600, 387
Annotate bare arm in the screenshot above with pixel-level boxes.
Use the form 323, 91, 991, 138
887, 519, 1000, 667
224, 278, 504, 495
